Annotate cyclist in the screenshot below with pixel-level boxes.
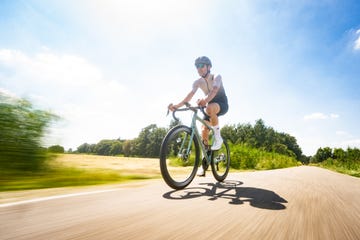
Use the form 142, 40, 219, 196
168, 56, 229, 176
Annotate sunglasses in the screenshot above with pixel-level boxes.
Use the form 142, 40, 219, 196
195, 63, 206, 69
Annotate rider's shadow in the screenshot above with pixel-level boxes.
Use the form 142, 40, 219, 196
163, 180, 288, 210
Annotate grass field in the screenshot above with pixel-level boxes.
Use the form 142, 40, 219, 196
0, 154, 162, 192
54, 154, 161, 175
2, 153, 356, 193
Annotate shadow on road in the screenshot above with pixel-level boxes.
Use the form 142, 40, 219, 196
163, 180, 288, 210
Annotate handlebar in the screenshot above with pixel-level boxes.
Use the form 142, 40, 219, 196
167, 102, 207, 122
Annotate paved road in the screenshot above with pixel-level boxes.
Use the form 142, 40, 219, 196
1, 166, 360, 240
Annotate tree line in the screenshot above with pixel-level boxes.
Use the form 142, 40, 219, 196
2, 91, 358, 173
221, 119, 304, 161
72, 119, 306, 162
311, 147, 360, 164
75, 124, 167, 158
310, 146, 360, 177
41, 115, 360, 172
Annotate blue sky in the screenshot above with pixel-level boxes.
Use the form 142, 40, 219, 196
0, 0, 360, 155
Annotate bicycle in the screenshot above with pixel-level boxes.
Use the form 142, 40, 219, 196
160, 102, 230, 190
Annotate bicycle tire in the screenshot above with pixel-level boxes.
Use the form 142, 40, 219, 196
211, 139, 230, 182
160, 125, 200, 190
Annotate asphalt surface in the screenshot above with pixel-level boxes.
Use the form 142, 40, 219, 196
1, 166, 359, 240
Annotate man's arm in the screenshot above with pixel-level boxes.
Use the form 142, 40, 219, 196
169, 90, 195, 111
204, 85, 219, 103
197, 85, 219, 107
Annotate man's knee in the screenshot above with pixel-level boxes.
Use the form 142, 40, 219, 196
206, 106, 215, 116
206, 103, 220, 116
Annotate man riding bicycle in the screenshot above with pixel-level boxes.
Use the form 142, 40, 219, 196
168, 56, 229, 176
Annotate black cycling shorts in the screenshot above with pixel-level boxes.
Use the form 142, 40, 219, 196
203, 98, 229, 122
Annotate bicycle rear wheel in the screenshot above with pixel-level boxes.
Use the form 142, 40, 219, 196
211, 139, 230, 182
160, 125, 200, 190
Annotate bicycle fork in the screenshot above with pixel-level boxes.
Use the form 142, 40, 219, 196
177, 131, 195, 163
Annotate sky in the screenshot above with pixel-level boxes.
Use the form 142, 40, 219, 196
0, 0, 360, 156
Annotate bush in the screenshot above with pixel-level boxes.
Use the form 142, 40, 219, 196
48, 145, 65, 153
311, 147, 360, 177
230, 143, 298, 170
0, 93, 57, 171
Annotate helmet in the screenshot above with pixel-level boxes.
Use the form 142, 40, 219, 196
195, 56, 212, 68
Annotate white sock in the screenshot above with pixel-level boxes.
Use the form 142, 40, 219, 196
213, 125, 221, 138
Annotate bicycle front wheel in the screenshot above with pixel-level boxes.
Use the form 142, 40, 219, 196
211, 139, 230, 182
160, 125, 200, 190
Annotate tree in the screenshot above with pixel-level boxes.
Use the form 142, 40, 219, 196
77, 143, 93, 154
0, 92, 57, 171
222, 120, 303, 160
110, 140, 123, 155
272, 143, 294, 157
48, 145, 65, 153
278, 133, 302, 160
221, 124, 237, 144
311, 147, 332, 163
347, 147, 360, 162
236, 123, 254, 145
94, 140, 113, 155
253, 119, 267, 148
333, 148, 346, 162
146, 126, 167, 157
133, 124, 167, 157
264, 127, 277, 152
122, 140, 133, 157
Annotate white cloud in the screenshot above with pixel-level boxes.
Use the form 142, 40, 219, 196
354, 29, 360, 50
65, 0, 205, 47
330, 113, 339, 119
0, 48, 135, 149
0, 49, 104, 88
336, 130, 348, 136
304, 112, 339, 120
304, 112, 327, 120
340, 139, 360, 149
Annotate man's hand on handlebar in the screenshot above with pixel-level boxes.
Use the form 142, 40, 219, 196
168, 102, 194, 112
168, 103, 178, 112
167, 102, 206, 120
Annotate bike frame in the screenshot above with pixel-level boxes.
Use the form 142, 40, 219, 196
182, 107, 214, 165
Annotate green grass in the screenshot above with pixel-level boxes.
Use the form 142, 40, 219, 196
0, 167, 156, 191
229, 143, 300, 170
168, 157, 196, 167
317, 159, 360, 178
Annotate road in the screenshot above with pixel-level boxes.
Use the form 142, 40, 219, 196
1, 166, 360, 240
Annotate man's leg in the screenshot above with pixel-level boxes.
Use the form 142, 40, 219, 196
201, 121, 210, 146
198, 103, 223, 176
198, 121, 210, 177
206, 103, 220, 126
206, 103, 223, 150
